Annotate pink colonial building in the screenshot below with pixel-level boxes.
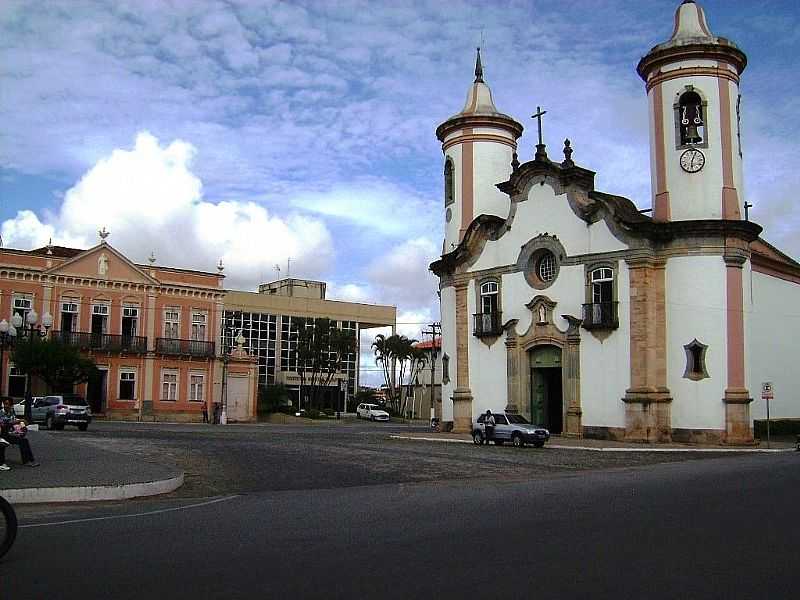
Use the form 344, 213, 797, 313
0, 235, 257, 422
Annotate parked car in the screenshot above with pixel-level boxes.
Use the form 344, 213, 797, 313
12, 399, 28, 417
29, 395, 92, 431
356, 403, 390, 422
473, 412, 549, 448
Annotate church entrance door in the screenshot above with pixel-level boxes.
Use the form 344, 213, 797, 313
529, 345, 563, 434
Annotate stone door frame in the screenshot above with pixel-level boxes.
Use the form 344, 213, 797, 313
503, 295, 583, 436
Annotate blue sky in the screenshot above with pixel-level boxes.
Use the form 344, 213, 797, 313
1, 0, 799, 344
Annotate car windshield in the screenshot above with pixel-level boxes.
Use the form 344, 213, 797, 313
506, 414, 530, 424
61, 396, 88, 406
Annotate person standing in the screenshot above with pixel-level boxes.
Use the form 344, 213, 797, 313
201, 403, 209, 424
484, 409, 496, 445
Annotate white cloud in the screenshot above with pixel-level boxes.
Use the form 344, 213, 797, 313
1, 132, 333, 291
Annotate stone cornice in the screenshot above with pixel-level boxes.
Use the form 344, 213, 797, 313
436, 114, 523, 143
637, 41, 747, 82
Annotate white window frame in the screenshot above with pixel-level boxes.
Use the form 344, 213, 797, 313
590, 267, 614, 304
161, 369, 178, 402
12, 295, 32, 321
164, 308, 180, 339
122, 304, 139, 337
189, 372, 205, 403
479, 281, 499, 315
60, 299, 80, 332
191, 312, 207, 341
118, 369, 137, 401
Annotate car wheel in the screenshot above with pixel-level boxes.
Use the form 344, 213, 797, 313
533, 441, 545, 448
472, 431, 484, 445
78, 424, 88, 432
512, 433, 525, 448
45, 415, 54, 430
370, 415, 375, 421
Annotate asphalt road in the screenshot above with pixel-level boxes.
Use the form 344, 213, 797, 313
4, 423, 799, 599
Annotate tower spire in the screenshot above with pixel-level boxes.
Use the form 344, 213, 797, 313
474, 47, 484, 83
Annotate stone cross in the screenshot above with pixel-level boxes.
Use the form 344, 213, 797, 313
531, 106, 547, 146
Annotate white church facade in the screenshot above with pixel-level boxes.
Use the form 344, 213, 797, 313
431, 0, 800, 444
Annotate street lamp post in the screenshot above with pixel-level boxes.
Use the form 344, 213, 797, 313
0, 319, 18, 399
11, 310, 53, 422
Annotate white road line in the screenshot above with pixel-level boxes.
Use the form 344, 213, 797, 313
19, 495, 239, 529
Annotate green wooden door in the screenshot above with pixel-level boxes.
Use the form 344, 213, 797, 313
529, 346, 562, 427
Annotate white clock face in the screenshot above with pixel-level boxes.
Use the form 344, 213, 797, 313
680, 148, 705, 173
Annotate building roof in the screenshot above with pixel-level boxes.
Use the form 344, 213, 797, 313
414, 338, 441, 351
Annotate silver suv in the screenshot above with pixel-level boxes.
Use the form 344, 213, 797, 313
473, 412, 549, 448
30, 395, 92, 431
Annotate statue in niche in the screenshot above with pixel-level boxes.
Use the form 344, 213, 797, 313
538, 304, 547, 324
98, 253, 109, 276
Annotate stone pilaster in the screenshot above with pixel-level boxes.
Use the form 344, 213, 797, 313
452, 281, 472, 433
563, 315, 583, 437
623, 255, 672, 442
723, 253, 753, 444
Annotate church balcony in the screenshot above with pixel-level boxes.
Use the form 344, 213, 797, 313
581, 302, 619, 330
156, 337, 216, 359
473, 311, 503, 337
52, 330, 148, 354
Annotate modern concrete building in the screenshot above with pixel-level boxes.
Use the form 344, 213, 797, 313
431, 1, 800, 442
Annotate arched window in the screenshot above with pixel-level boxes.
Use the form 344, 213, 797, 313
591, 267, 613, 304
683, 339, 709, 381
444, 158, 454, 206
583, 266, 618, 330
480, 281, 498, 314
678, 90, 705, 146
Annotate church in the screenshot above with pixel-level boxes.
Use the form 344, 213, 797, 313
431, 0, 800, 443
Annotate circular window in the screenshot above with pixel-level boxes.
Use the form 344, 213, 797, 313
445, 207, 452, 223
525, 248, 560, 289
538, 252, 556, 282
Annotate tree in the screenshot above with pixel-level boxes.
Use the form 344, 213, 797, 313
372, 334, 427, 417
291, 318, 357, 411
11, 336, 98, 394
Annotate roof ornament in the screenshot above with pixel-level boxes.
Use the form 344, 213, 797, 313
148, 251, 156, 265
46, 238, 53, 255
217, 258, 225, 273
562, 139, 574, 167
98, 227, 109, 243
474, 47, 484, 83
511, 151, 520, 172
531, 106, 548, 161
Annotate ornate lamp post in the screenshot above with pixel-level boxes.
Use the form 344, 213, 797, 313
11, 309, 53, 421
0, 319, 18, 399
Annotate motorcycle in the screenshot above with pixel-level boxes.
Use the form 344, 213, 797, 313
0, 494, 17, 560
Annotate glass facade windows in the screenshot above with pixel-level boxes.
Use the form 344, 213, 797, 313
223, 311, 278, 385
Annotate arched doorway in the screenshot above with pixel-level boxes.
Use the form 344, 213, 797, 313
529, 345, 563, 433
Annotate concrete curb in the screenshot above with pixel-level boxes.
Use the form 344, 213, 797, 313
2, 473, 184, 505
389, 435, 795, 453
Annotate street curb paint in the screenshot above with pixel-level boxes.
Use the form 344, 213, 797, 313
1, 473, 184, 504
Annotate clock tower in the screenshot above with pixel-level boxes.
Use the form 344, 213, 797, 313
637, 0, 747, 222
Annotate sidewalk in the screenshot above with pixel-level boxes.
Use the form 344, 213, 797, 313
0, 431, 183, 504
390, 431, 797, 452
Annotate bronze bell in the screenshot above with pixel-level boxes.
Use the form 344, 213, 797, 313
684, 123, 702, 144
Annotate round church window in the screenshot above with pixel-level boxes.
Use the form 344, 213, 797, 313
445, 207, 452, 223
538, 252, 556, 282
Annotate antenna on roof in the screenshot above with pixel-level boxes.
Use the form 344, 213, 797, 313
274, 264, 281, 278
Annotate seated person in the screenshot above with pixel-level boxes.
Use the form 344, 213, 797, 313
0, 397, 39, 468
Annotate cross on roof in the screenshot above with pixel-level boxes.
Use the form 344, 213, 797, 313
531, 106, 547, 146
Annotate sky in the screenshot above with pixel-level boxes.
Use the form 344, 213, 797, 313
1, 0, 799, 381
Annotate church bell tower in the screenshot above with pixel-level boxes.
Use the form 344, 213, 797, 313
637, 0, 747, 222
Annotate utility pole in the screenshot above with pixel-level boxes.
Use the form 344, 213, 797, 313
422, 322, 441, 423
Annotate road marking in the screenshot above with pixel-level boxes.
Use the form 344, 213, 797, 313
389, 435, 793, 452
19, 495, 239, 529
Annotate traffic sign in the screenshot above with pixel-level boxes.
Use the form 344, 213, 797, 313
761, 381, 773, 400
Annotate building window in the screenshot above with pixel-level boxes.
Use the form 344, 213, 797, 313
122, 305, 139, 337
60, 300, 79, 332
474, 280, 502, 337
674, 87, 708, 149
12, 295, 32, 322
527, 249, 560, 289
189, 373, 205, 402
91, 303, 109, 335
538, 253, 556, 282
161, 370, 178, 401
8, 365, 26, 398
444, 158, 454, 206
683, 339, 709, 381
583, 265, 618, 330
164, 309, 180, 338
119, 370, 136, 401
441, 354, 450, 385
191, 312, 207, 341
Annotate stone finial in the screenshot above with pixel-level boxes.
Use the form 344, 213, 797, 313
46, 238, 53, 255
474, 47, 484, 83
148, 251, 156, 265
98, 226, 109, 242
511, 151, 520, 171
217, 258, 225, 273
562, 138, 574, 167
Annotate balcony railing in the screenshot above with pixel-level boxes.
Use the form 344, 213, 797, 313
156, 337, 216, 358
473, 311, 503, 337
52, 330, 148, 354
582, 302, 619, 330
